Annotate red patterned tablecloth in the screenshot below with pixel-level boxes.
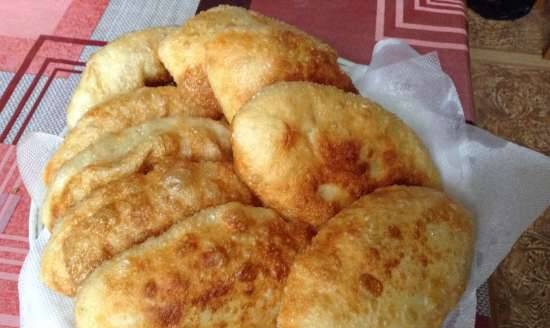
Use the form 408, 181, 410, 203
0, 1, 482, 327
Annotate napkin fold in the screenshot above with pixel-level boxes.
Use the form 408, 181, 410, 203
17, 39, 550, 328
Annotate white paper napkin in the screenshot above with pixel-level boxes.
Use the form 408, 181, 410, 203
17, 39, 550, 328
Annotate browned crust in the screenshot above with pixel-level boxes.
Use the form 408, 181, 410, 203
41, 160, 255, 296
232, 82, 441, 227
74, 203, 315, 327
278, 186, 474, 328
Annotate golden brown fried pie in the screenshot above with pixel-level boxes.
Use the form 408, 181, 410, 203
33, 7, 473, 327
278, 186, 474, 328
66, 27, 176, 128
74, 202, 314, 328
232, 82, 441, 227
41, 159, 255, 296
41, 114, 231, 230
205, 20, 355, 122
44, 86, 222, 186
159, 6, 264, 115
159, 5, 354, 122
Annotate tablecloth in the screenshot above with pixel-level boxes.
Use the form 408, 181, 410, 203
0, 1, 484, 327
